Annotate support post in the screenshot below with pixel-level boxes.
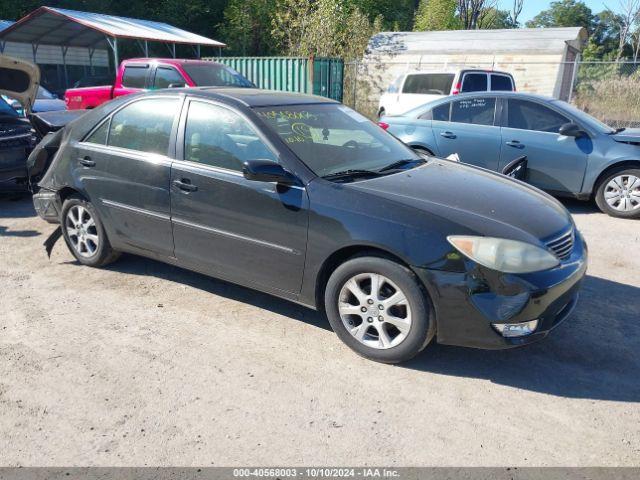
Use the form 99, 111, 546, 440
568, 54, 580, 103
61, 46, 69, 88
106, 36, 119, 72
145, 40, 149, 57
197, 45, 201, 59
0, 41, 5, 53
31, 43, 39, 63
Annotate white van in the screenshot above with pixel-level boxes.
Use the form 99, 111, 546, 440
378, 69, 515, 117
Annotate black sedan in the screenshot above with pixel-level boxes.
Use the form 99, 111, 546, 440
33, 88, 587, 363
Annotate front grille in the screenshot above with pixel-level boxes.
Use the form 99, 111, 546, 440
546, 230, 574, 261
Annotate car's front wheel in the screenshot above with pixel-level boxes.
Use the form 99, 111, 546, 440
595, 167, 640, 219
324, 255, 435, 363
61, 195, 120, 267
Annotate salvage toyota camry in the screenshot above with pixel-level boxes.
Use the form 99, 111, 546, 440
33, 88, 587, 363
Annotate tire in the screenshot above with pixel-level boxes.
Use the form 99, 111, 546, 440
60, 195, 120, 267
594, 167, 640, 219
377, 108, 386, 119
324, 255, 435, 363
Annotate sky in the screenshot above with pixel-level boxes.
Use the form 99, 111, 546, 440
497, 1, 612, 23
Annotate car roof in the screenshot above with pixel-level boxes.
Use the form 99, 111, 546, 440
146, 87, 339, 108
124, 58, 222, 66
423, 91, 557, 106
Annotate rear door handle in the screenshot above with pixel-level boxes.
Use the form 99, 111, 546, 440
506, 140, 525, 149
78, 156, 95, 167
440, 131, 457, 139
173, 179, 198, 192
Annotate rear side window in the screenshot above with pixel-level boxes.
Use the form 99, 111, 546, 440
121, 66, 149, 89
402, 74, 455, 95
451, 97, 496, 126
108, 98, 179, 154
491, 74, 513, 91
387, 75, 403, 93
154, 67, 185, 89
507, 99, 570, 133
461, 73, 488, 93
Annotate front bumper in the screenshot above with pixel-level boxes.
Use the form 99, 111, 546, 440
33, 188, 61, 223
414, 233, 588, 350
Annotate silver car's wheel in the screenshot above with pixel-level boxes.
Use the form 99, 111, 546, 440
338, 273, 412, 350
604, 174, 640, 212
65, 205, 100, 258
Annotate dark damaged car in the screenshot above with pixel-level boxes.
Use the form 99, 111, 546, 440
0, 55, 40, 187
32, 88, 587, 363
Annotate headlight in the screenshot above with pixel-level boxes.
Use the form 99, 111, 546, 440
447, 236, 559, 274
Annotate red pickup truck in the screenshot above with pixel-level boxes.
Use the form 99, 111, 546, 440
65, 58, 254, 110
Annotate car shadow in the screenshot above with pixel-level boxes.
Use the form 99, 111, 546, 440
0, 191, 37, 219
95, 254, 332, 332
404, 275, 640, 402
558, 197, 600, 215
0, 225, 40, 237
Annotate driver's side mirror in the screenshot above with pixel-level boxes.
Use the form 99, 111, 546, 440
242, 159, 297, 185
559, 122, 585, 138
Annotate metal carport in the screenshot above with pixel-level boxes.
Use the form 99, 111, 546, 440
0, 6, 226, 80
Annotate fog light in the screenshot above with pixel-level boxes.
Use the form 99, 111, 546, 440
492, 319, 539, 338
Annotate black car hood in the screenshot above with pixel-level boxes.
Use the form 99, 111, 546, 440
350, 160, 573, 243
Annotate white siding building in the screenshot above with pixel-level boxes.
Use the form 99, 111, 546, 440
361, 27, 588, 104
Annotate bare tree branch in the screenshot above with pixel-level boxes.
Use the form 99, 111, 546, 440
457, 0, 499, 29
510, 0, 525, 26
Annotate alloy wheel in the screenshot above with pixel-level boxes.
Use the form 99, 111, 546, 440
604, 174, 640, 212
65, 205, 100, 258
338, 273, 412, 349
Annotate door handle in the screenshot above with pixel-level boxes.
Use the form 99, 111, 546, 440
78, 156, 95, 167
506, 140, 525, 149
173, 179, 198, 192
440, 131, 457, 139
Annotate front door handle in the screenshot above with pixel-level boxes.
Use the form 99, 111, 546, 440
440, 131, 457, 139
506, 140, 525, 149
173, 179, 198, 192
78, 156, 95, 167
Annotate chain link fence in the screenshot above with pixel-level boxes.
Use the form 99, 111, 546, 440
342, 60, 640, 129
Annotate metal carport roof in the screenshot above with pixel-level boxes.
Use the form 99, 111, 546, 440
0, 7, 225, 48
0, 7, 225, 67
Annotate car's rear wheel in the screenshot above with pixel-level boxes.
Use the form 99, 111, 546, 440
324, 255, 435, 363
595, 168, 640, 219
61, 195, 120, 267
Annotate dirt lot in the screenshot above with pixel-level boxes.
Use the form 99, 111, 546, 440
0, 192, 639, 466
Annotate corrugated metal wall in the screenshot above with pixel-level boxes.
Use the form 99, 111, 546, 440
206, 56, 344, 102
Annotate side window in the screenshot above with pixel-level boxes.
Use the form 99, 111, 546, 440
491, 74, 513, 91
184, 101, 276, 172
403, 74, 455, 95
461, 73, 488, 93
431, 102, 451, 121
108, 98, 179, 154
507, 100, 570, 133
85, 119, 109, 145
154, 67, 185, 89
387, 75, 403, 93
121, 66, 149, 89
451, 97, 496, 126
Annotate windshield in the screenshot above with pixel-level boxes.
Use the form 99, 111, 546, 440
552, 100, 615, 134
0, 96, 18, 117
255, 104, 421, 178
182, 64, 254, 88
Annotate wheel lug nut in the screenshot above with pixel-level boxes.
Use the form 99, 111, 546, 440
378, 316, 384, 321
378, 304, 384, 310
367, 299, 374, 305
367, 317, 373, 323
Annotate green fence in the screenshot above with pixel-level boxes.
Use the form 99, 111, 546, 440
205, 56, 344, 102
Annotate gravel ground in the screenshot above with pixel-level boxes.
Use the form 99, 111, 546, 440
0, 192, 639, 467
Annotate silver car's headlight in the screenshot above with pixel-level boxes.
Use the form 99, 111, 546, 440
447, 236, 560, 274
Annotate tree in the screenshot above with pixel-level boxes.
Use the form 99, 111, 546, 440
526, 0, 594, 33
220, 0, 276, 56
510, 0, 525, 26
479, 8, 518, 29
353, 0, 415, 31
271, 0, 382, 60
608, 0, 640, 61
413, 0, 459, 31
457, 0, 499, 29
